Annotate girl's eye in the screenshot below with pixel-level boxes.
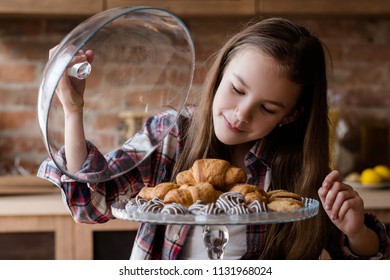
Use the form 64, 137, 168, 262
261, 105, 275, 114
232, 85, 244, 95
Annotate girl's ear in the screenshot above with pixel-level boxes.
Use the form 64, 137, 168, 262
281, 106, 304, 125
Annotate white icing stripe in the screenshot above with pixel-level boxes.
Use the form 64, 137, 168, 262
200, 203, 224, 215
188, 203, 205, 215
248, 200, 267, 213
227, 204, 249, 215
137, 200, 163, 213
161, 203, 187, 215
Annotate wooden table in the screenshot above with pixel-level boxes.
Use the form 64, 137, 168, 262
355, 187, 390, 224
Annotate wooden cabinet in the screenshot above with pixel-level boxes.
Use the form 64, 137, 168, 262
73, 219, 138, 259
2, 0, 389, 17
106, 0, 256, 17
258, 0, 390, 16
0, 193, 139, 260
0, 0, 102, 17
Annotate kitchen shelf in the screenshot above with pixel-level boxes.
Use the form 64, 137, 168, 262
0, 0, 102, 17
1, 0, 389, 17
0, 175, 57, 195
106, 0, 256, 17
258, 0, 390, 16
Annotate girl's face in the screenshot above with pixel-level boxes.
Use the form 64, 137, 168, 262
212, 47, 301, 146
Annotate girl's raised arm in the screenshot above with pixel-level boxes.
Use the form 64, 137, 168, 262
50, 47, 94, 173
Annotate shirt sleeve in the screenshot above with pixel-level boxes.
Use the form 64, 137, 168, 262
37, 140, 145, 224
37, 109, 184, 224
326, 212, 390, 259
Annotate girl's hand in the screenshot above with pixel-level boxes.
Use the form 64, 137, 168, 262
49, 47, 94, 114
318, 170, 365, 237
319, 170, 380, 256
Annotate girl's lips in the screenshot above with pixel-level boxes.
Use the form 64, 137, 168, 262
223, 115, 245, 133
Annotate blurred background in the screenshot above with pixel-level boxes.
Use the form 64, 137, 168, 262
0, 0, 389, 259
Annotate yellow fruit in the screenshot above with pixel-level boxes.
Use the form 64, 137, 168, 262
345, 172, 361, 182
360, 168, 382, 185
373, 165, 390, 181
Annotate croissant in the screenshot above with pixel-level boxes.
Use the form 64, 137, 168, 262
229, 184, 268, 204
176, 159, 246, 192
163, 182, 221, 208
138, 182, 180, 200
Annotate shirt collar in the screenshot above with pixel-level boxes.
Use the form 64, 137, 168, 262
246, 138, 272, 168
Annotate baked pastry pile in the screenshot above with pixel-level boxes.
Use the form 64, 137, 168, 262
139, 182, 222, 208
176, 158, 247, 192
126, 159, 304, 215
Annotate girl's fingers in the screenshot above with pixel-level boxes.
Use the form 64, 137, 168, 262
69, 53, 87, 68
322, 170, 341, 189
336, 198, 354, 221
328, 189, 356, 219
319, 175, 357, 217
85, 49, 94, 63
322, 181, 344, 210
67, 50, 94, 69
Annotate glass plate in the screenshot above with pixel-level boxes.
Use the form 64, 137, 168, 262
111, 197, 320, 225
345, 181, 390, 190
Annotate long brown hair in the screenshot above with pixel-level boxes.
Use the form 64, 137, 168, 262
173, 18, 332, 259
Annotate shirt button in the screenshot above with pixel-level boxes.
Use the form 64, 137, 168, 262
173, 233, 180, 241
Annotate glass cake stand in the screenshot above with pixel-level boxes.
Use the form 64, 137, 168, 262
111, 197, 319, 259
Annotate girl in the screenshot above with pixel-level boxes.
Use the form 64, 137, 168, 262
38, 17, 389, 259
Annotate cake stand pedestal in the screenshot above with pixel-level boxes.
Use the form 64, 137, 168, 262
202, 225, 229, 260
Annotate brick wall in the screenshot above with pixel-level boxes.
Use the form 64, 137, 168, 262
0, 15, 389, 175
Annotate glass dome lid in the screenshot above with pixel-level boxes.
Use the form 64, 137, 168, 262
38, 6, 195, 183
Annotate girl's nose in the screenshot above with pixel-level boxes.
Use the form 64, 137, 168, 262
234, 102, 252, 124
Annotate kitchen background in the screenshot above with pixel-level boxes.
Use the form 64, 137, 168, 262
0, 1, 389, 176
0, 0, 389, 259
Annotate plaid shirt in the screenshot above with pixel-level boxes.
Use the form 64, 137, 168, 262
38, 108, 389, 260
